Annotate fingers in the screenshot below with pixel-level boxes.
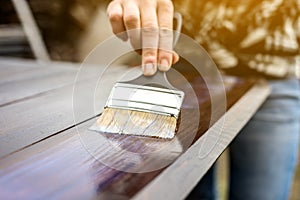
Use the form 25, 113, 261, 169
107, 0, 179, 76
123, 1, 141, 50
157, 0, 174, 71
140, 0, 159, 76
172, 51, 179, 63
107, 1, 127, 41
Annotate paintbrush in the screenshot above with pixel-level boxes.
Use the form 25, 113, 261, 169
90, 70, 184, 139
89, 13, 183, 139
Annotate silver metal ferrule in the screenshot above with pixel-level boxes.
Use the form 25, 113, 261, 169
105, 83, 185, 118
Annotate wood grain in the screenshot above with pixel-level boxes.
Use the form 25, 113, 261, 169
133, 81, 271, 199
0, 59, 129, 157
0, 58, 95, 106
0, 60, 268, 200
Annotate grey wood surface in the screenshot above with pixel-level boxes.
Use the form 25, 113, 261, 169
0, 58, 77, 84
0, 58, 129, 157
0, 61, 76, 106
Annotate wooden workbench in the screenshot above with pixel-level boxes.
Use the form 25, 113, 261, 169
0, 57, 270, 199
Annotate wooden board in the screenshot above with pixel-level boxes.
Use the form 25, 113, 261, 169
0, 58, 97, 106
0, 58, 91, 84
133, 81, 271, 199
0, 59, 270, 199
0, 59, 131, 157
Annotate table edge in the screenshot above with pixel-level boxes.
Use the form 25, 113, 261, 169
133, 80, 271, 200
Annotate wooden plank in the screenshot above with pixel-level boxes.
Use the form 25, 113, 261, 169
0, 120, 164, 199
0, 58, 78, 84
0, 58, 43, 81
0, 64, 131, 157
133, 81, 271, 200
0, 65, 75, 106
0, 73, 263, 199
0, 58, 104, 106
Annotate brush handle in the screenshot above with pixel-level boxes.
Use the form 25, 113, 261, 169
173, 12, 182, 47
125, 69, 176, 89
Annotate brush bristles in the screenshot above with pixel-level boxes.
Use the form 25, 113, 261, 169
94, 108, 177, 139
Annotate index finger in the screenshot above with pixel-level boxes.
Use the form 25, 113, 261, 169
140, 0, 159, 76
157, 0, 174, 71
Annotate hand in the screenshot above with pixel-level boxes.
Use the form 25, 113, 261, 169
107, 0, 179, 76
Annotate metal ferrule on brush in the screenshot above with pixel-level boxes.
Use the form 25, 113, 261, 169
105, 83, 184, 118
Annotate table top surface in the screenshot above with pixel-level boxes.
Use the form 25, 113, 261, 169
0, 57, 270, 200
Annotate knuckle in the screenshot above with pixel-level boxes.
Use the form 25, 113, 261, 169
159, 50, 172, 57
143, 49, 157, 57
108, 12, 123, 23
143, 21, 158, 29
124, 15, 139, 26
159, 22, 172, 30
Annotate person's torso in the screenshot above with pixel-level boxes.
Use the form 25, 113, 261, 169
174, 0, 300, 79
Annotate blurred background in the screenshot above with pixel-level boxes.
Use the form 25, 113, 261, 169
0, 0, 299, 199
0, 0, 112, 62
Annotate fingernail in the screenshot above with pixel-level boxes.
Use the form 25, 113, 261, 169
143, 63, 155, 75
159, 59, 169, 71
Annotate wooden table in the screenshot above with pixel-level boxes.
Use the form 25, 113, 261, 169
0, 57, 270, 199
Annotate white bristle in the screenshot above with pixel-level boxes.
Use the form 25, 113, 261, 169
91, 108, 177, 139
